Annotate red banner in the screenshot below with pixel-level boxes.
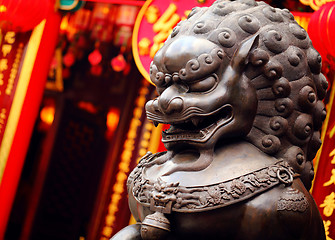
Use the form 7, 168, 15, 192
0, 30, 31, 181
312, 74, 335, 240
0, 4, 61, 237
0, 31, 31, 146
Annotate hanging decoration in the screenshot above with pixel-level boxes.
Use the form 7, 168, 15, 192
90, 64, 103, 76
111, 5, 139, 74
53, 2, 140, 81
308, 2, 335, 68
39, 101, 55, 130
66, 8, 91, 40
111, 54, 126, 72
88, 47, 102, 66
113, 5, 138, 47
90, 3, 116, 42
111, 46, 126, 72
105, 107, 120, 139
89, 41, 103, 76
63, 49, 76, 67
0, 0, 50, 32
56, 8, 92, 79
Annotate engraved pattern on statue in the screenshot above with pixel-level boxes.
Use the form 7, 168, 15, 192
277, 186, 309, 212
132, 159, 296, 213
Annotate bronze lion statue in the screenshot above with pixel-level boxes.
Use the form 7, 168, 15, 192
112, 0, 328, 239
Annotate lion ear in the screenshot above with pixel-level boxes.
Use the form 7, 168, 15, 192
231, 34, 259, 70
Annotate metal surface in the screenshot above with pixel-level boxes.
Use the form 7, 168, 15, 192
112, 0, 327, 239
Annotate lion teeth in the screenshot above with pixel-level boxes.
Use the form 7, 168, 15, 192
153, 121, 159, 127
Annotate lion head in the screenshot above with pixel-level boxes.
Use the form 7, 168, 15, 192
145, 0, 328, 189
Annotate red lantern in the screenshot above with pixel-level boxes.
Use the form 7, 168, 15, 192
0, 0, 50, 32
111, 53, 126, 72
88, 49, 102, 66
308, 2, 335, 63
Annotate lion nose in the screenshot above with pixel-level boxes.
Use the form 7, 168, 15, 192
157, 85, 185, 114
159, 97, 183, 114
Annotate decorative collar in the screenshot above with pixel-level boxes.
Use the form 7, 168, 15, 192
129, 152, 297, 213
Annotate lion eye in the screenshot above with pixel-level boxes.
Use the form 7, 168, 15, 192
188, 76, 216, 93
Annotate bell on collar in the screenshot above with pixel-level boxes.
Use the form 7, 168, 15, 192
141, 211, 171, 240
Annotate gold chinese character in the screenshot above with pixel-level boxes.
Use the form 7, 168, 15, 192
4, 32, 15, 44
320, 192, 335, 217
329, 124, 335, 139
153, 4, 180, 33
138, 38, 151, 56
330, 148, 335, 164
324, 169, 335, 186
145, 5, 160, 24
2, 44, 12, 57
323, 220, 334, 240
0, 59, 8, 71
150, 3, 180, 58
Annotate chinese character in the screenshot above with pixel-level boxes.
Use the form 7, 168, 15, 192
329, 124, 335, 139
4, 32, 15, 44
330, 148, 335, 164
2, 44, 12, 57
0, 59, 8, 72
320, 192, 335, 217
153, 3, 180, 33
138, 38, 151, 56
0, 109, 5, 119
324, 169, 335, 186
150, 3, 180, 58
145, 5, 160, 24
323, 220, 334, 240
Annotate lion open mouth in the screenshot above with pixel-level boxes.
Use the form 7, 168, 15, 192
160, 105, 233, 143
